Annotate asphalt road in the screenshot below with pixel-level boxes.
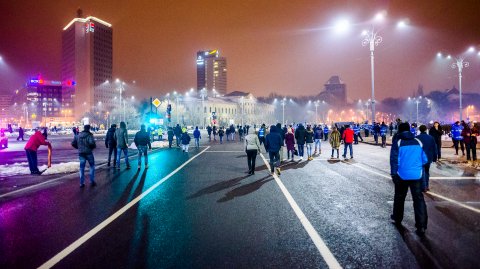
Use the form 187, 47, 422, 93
0, 136, 479, 269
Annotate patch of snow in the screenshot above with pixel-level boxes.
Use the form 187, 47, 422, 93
42, 162, 80, 175
0, 162, 80, 176
151, 141, 169, 148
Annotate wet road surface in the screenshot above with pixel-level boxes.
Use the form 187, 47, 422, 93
0, 138, 479, 268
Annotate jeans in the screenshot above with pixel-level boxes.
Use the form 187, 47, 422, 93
108, 145, 117, 165
79, 153, 95, 185
137, 145, 148, 166
423, 163, 431, 190
195, 138, 200, 148
392, 177, 428, 230
343, 143, 353, 157
168, 139, 173, 148
324, 133, 328, 141
354, 134, 358, 144
182, 144, 189, 152
453, 139, 465, 154
25, 149, 39, 173
176, 135, 180, 147
287, 149, 295, 160
268, 151, 280, 172
466, 141, 477, 161
381, 135, 387, 147
246, 149, 257, 173
314, 139, 321, 153
117, 147, 130, 167
279, 146, 284, 161
297, 144, 305, 157
435, 140, 442, 159
219, 136, 223, 144
374, 134, 379, 144
331, 148, 339, 158
306, 143, 313, 157
208, 133, 211, 141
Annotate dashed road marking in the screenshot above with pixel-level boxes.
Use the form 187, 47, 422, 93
260, 153, 343, 269
37, 146, 210, 269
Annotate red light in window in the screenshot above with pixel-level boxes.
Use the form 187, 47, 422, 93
38, 79, 44, 84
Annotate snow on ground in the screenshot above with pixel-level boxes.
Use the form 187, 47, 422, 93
0, 162, 80, 176
129, 141, 169, 149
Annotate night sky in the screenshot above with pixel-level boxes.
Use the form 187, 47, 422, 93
0, 0, 479, 101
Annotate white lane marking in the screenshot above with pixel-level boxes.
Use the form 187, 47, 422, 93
205, 150, 245, 153
0, 148, 165, 199
349, 163, 480, 214
429, 176, 480, 180
426, 192, 480, 214
260, 153, 342, 269
38, 146, 210, 269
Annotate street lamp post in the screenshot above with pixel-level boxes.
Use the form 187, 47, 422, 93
362, 29, 382, 124
314, 101, 319, 123
415, 97, 422, 124
200, 88, 207, 128
281, 98, 286, 125
241, 96, 245, 127
451, 57, 469, 121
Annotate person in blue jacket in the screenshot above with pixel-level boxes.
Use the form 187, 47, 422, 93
390, 122, 428, 236
323, 125, 329, 141
451, 121, 465, 156
193, 126, 201, 149
265, 125, 282, 175
380, 122, 388, 148
352, 124, 361, 144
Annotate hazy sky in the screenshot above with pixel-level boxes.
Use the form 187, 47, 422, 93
0, 0, 479, 101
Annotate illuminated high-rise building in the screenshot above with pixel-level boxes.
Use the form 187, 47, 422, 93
62, 10, 114, 120
196, 50, 227, 96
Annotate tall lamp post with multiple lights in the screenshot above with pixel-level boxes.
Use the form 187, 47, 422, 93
451, 57, 469, 121
362, 28, 382, 124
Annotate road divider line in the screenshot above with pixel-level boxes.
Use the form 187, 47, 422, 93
429, 176, 480, 180
260, 153, 342, 269
205, 150, 245, 153
349, 163, 480, 215
37, 146, 210, 269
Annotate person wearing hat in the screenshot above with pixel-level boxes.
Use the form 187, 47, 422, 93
72, 125, 97, 188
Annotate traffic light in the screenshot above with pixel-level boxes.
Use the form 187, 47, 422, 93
167, 104, 172, 122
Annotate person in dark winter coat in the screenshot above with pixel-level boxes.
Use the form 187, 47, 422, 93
417, 125, 437, 192
258, 124, 266, 146
218, 127, 225, 144
174, 124, 182, 147
115, 121, 130, 169
373, 123, 380, 144
380, 122, 388, 148
276, 123, 285, 162
295, 124, 306, 160
285, 127, 296, 161
314, 125, 323, 154
265, 125, 282, 175
461, 122, 478, 162
305, 125, 314, 160
428, 122, 442, 160
167, 127, 174, 148
207, 125, 212, 141
323, 125, 329, 141
17, 127, 25, 141
105, 124, 117, 167
180, 130, 191, 152
72, 125, 97, 188
134, 124, 152, 169
390, 122, 428, 236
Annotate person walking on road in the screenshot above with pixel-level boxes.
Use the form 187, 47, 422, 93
105, 124, 117, 167
380, 122, 388, 148
17, 127, 25, 141
342, 125, 354, 159
193, 126, 201, 149
181, 129, 191, 152
417, 125, 437, 192
323, 125, 329, 141
389, 122, 394, 136
134, 124, 152, 170
373, 122, 380, 145
305, 125, 314, 160
207, 125, 212, 141
25, 128, 51, 175
167, 127, 174, 148
428, 121, 443, 160
258, 124, 266, 146
218, 127, 225, 144
245, 130, 261, 175
462, 122, 478, 163
265, 125, 282, 175
353, 124, 360, 144
390, 122, 428, 236
71, 125, 96, 188
276, 123, 285, 162
285, 127, 296, 161
295, 123, 306, 161
174, 124, 182, 147
314, 125, 323, 154
329, 127, 341, 159
115, 121, 130, 170
451, 121, 465, 156
213, 125, 217, 141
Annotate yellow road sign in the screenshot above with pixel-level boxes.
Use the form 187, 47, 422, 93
152, 98, 161, 108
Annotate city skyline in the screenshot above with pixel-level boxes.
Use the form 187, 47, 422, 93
0, 0, 479, 101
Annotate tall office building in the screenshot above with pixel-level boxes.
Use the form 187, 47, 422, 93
62, 10, 114, 120
196, 49, 227, 96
